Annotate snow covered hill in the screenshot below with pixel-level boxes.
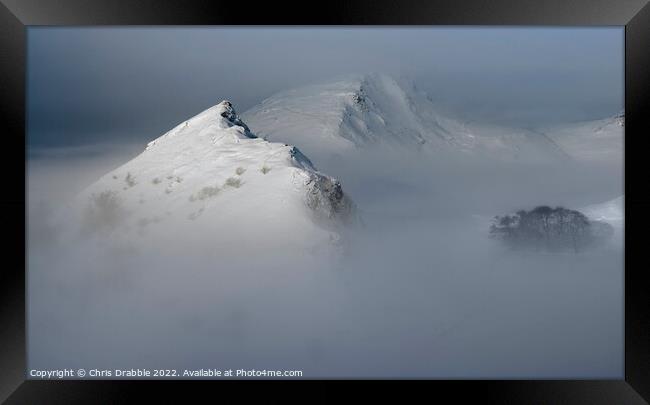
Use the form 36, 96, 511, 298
541, 113, 624, 165
62, 101, 355, 253
242, 73, 569, 163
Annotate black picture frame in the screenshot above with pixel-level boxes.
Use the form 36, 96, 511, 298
2, 0, 649, 403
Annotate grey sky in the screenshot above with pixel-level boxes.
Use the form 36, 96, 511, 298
27, 27, 623, 149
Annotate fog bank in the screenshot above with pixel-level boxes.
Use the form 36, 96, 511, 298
27, 144, 623, 378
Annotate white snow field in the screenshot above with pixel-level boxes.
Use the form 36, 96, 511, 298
243, 73, 569, 164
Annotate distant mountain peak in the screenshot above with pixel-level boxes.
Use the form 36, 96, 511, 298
242, 73, 571, 164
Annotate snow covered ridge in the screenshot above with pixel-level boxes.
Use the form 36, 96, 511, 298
242, 73, 571, 163
64, 100, 356, 250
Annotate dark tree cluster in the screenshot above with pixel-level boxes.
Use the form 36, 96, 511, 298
489, 206, 614, 252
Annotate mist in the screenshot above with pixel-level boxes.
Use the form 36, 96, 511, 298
27, 142, 623, 378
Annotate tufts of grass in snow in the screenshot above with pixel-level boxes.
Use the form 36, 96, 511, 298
190, 186, 221, 202
224, 177, 242, 188
125, 172, 136, 188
